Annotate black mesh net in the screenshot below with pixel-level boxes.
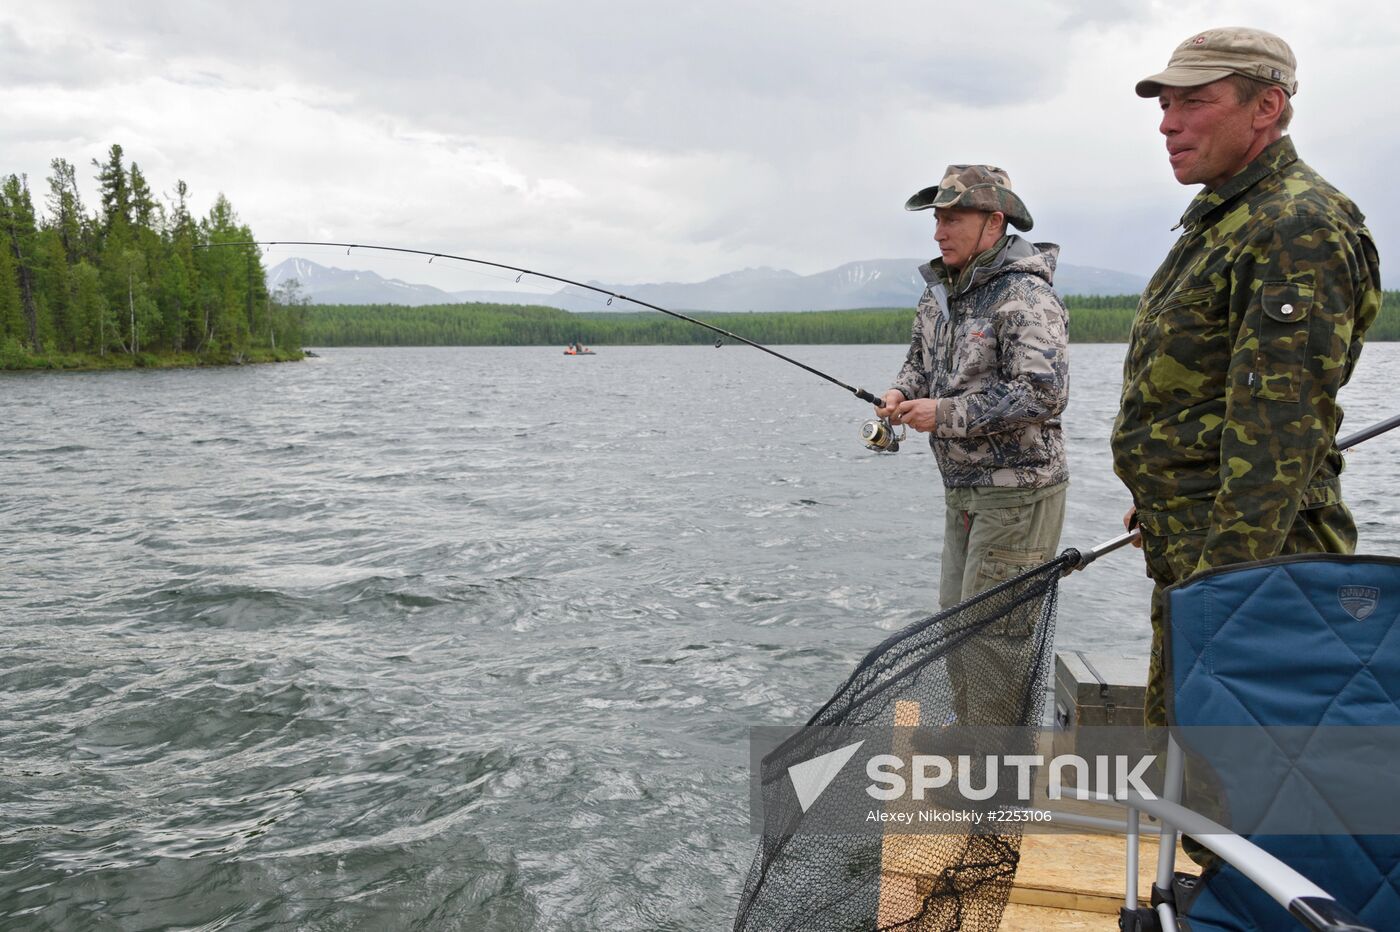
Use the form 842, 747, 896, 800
734, 551, 1075, 932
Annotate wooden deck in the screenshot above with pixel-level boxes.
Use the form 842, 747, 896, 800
1002, 829, 1197, 928
872, 699, 1199, 930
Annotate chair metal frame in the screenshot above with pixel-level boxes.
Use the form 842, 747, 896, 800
1038, 732, 1376, 932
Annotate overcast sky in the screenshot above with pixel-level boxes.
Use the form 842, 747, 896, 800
4, 0, 1397, 299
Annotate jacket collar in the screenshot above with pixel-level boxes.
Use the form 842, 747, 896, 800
1177, 135, 1299, 229
921, 234, 1037, 296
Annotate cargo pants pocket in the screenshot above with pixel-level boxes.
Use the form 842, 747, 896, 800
972, 547, 1048, 636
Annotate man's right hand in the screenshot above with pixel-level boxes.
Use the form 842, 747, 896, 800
1123, 506, 1142, 548
876, 390, 905, 418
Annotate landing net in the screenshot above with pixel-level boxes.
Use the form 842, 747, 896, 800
734, 552, 1074, 932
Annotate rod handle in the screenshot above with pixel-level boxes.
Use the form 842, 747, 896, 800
857, 389, 886, 408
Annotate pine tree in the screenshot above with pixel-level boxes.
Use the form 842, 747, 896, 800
45, 158, 88, 264
108, 245, 157, 355
1, 174, 43, 351
272, 276, 309, 349
158, 243, 197, 352
69, 260, 108, 354
97, 218, 134, 352
126, 168, 163, 353
36, 229, 73, 350
160, 180, 201, 352
93, 143, 131, 238
196, 193, 265, 356
128, 162, 157, 229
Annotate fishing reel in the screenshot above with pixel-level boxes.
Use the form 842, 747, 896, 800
860, 416, 905, 453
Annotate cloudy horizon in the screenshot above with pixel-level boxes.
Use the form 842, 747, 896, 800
4, 1, 1397, 296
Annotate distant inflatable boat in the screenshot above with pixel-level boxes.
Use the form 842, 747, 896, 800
563, 346, 596, 355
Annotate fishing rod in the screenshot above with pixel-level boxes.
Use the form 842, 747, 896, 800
199, 240, 893, 419
1065, 410, 1400, 573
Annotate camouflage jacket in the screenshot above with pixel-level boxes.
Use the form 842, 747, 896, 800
891, 235, 1070, 488
1111, 136, 1381, 577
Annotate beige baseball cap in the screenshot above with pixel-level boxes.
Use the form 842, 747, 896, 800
1135, 27, 1298, 98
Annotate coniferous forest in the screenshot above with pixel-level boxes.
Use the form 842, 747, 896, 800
292, 301, 1149, 347
0, 144, 302, 370
295, 292, 1399, 347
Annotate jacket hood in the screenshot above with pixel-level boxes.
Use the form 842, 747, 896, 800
920, 235, 1060, 296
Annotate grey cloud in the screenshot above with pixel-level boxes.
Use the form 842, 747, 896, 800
0, 22, 124, 89
30, 1, 1070, 149
8, 2, 1397, 288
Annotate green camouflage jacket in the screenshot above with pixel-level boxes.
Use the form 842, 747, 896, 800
1111, 136, 1381, 576
891, 235, 1070, 489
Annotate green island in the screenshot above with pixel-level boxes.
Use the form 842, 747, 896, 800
5, 145, 1394, 369
1, 144, 302, 372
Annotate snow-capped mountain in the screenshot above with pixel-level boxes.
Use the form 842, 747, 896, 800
266, 258, 460, 305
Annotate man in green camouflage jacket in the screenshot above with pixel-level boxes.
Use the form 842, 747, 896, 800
1111, 27, 1382, 731
877, 164, 1070, 723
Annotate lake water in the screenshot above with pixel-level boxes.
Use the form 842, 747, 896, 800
4, 343, 1399, 930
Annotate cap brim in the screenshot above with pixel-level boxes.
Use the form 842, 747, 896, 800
1134, 65, 1235, 98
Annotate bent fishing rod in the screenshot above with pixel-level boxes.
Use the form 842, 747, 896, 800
200, 240, 891, 410
1065, 409, 1400, 574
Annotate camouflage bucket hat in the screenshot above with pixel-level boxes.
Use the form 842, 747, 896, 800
1135, 27, 1298, 98
904, 164, 1033, 231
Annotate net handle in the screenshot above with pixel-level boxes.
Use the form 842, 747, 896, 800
1063, 410, 1400, 575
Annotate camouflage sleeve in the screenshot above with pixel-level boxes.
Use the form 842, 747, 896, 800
890, 302, 930, 400
1194, 214, 1381, 573
933, 284, 1068, 438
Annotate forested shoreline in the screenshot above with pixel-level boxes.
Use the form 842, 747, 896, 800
299, 292, 1400, 347
1, 144, 301, 371
8, 147, 1392, 365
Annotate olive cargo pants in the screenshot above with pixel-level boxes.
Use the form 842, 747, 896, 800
940, 481, 1068, 726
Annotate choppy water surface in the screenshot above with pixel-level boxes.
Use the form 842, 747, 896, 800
4, 343, 1399, 930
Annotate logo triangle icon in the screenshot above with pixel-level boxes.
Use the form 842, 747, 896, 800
788, 740, 865, 813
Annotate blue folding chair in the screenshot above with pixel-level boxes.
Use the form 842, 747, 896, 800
1113, 554, 1400, 931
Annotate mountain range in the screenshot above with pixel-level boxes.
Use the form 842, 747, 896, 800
266, 255, 1148, 311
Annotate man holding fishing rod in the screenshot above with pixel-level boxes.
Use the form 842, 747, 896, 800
1111, 27, 1382, 739
876, 165, 1070, 723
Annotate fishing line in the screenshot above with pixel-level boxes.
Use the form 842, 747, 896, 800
199, 240, 889, 409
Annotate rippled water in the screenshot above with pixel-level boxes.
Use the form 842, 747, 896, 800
4, 343, 1399, 930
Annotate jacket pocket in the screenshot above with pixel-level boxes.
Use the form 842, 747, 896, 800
1143, 284, 1215, 322
1130, 285, 1219, 353
948, 316, 997, 390
1252, 277, 1314, 403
